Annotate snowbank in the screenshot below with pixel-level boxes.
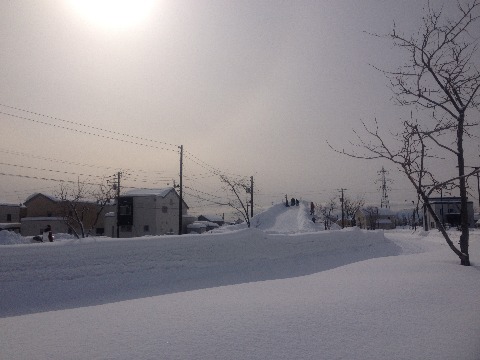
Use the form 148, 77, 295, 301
0, 230, 29, 245
1, 204, 479, 360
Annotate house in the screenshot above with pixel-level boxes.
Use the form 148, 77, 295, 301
0, 203, 26, 233
22, 193, 108, 236
196, 221, 220, 231
186, 222, 207, 234
198, 214, 224, 227
355, 207, 396, 230
335, 217, 355, 228
104, 187, 189, 237
23, 193, 61, 218
423, 197, 475, 230
21, 217, 69, 236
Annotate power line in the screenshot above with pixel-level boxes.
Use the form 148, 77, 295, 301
0, 110, 178, 153
0, 103, 178, 149
0, 104, 258, 206
0, 161, 106, 180
1, 107, 247, 182
0, 147, 168, 176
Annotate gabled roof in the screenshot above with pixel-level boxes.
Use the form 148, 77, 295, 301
24, 193, 59, 204
123, 187, 189, 209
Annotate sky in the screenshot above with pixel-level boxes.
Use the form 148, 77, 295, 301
0, 0, 479, 216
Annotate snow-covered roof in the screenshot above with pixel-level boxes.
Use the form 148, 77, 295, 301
21, 217, 64, 222
377, 218, 394, 224
187, 222, 207, 229
124, 188, 175, 198
196, 221, 220, 228
358, 207, 395, 216
377, 207, 396, 216
0, 223, 21, 229
429, 197, 473, 204
24, 193, 59, 203
199, 215, 224, 222
0, 202, 21, 207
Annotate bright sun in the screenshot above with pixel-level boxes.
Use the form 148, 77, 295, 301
70, 0, 156, 29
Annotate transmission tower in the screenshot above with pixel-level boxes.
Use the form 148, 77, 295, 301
377, 166, 392, 209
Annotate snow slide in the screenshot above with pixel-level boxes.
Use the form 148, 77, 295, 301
0, 226, 399, 317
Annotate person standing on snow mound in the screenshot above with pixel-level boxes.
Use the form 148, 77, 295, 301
310, 202, 315, 215
43, 225, 54, 242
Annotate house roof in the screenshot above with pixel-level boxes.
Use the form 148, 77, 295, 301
0, 203, 22, 207
124, 187, 175, 198
428, 196, 473, 205
377, 218, 394, 224
21, 217, 64, 222
357, 207, 395, 216
198, 214, 224, 222
24, 193, 59, 204
123, 187, 189, 209
187, 222, 207, 229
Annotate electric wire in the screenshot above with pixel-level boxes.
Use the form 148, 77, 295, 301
0, 103, 178, 149
0, 111, 178, 153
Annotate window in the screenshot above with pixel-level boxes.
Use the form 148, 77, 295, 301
162, 206, 168, 213
119, 205, 132, 215
144, 225, 150, 232
170, 198, 174, 205
7, 214, 12, 222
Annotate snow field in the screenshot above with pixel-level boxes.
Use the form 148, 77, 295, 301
1, 203, 479, 359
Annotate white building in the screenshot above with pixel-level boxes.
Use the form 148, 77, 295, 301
355, 207, 396, 230
104, 187, 189, 237
423, 197, 475, 230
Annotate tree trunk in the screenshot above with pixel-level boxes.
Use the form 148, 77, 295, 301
457, 114, 470, 266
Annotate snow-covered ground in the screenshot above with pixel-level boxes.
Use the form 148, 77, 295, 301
1, 202, 479, 359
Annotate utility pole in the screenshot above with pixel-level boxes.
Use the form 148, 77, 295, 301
250, 176, 254, 218
178, 145, 183, 235
339, 188, 346, 228
116, 171, 121, 238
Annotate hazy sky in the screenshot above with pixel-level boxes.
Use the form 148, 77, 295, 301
1, 0, 479, 216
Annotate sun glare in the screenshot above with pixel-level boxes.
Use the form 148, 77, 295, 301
70, 0, 156, 29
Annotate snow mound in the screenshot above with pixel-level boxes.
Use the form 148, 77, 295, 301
219, 201, 321, 234
0, 230, 30, 245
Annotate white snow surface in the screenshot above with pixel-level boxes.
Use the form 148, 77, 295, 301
1, 202, 479, 359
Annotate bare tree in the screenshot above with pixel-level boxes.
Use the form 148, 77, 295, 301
332, 1, 480, 265
343, 196, 365, 226
362, 206, 380, 230
219, 175, 251, 227
56, 179, 115, 238
318, 198, 337, 230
